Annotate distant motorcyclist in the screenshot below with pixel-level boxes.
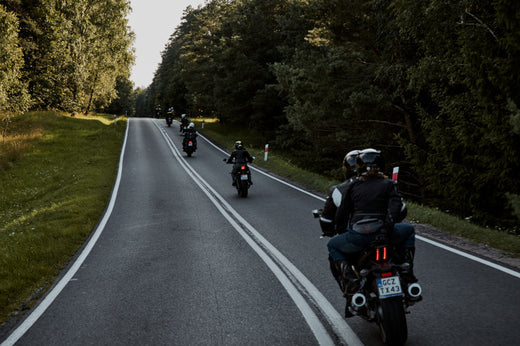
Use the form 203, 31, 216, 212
226, 140, 253, 186
182, 122, 197, 150
180, 114, 189, 132
320, 149, 416, 307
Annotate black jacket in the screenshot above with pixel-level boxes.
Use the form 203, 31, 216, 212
227, 149, 253, 165
320, 175, 403, 236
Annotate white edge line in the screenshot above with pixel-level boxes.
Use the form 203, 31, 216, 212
161, 121, 363, 345
1, 120, 130, 346
156, 122, 339, 346
416, 235, 520, 279
198, 131, 520, 280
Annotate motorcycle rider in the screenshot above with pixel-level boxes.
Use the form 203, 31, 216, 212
319, 148, 417, 314
319, 149, 360, 291
182, 122, 197, 150
180, 113, 190, 132
226, 140, 253, 186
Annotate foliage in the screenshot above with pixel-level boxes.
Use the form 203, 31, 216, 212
143, 0, 519, 229
0, 0, 134, 114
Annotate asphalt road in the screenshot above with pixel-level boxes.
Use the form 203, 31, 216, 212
3, 118, 520, 345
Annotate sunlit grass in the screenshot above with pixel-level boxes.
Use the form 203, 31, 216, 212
0, 111, 126, 325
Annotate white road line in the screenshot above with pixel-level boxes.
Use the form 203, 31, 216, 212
198, 131, 520, 280
156, 122, 362, 346
1, 120, 131, 346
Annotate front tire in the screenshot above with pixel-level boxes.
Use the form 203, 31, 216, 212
377, 297, 407, 345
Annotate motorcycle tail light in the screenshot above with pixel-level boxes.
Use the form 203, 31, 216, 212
189, 141, 192, 144
375, 247, 388, 261
381, 272, 393, 278
241, 165, 246, 170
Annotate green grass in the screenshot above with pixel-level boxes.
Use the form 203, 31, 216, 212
1, 113, 519, 329
195, 118, 520, 258
0, 111, 125, 325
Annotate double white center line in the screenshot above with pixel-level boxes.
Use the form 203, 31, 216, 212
155, 121, 362, 346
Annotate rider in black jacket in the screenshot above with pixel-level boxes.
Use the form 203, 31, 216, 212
182, 122, 197, 149
226, 141, 253, 185
320, 149, 417, 301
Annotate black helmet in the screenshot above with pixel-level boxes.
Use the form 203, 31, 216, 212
235, 140, 243, 149
356, 148, 385, 175
342, 150, 360, 178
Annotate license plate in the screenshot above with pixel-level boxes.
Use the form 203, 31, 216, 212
240, 174, 248, 180
377, 276, 403, 298
188, 143, 193, 146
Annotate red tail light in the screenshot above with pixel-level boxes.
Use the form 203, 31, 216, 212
375, 247, 388, 261
189, 141, 193, 144
381, 272, 393, 278
241, 165, 246, 170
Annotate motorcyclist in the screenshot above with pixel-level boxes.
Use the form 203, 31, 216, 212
180, 114, 189, 132
182, 122, 197, 150
320, 148, 417, 313
319, 149, 360, 292
226, 140, 253, 186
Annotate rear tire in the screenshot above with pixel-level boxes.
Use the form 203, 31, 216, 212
377, 297, 407, 345
238, 180, 248, 198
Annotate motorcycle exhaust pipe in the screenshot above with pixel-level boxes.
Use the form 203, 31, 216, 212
407, 283, 422, 300
351, 293, 366, 309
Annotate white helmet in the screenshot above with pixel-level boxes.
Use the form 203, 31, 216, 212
181, 114, 186, 118
188, 122, 194, 129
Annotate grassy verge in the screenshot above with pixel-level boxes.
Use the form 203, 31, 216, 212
0, 111, 125, 325
195, 118, 520, 258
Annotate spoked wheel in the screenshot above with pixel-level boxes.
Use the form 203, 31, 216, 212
377, 297, 407, 345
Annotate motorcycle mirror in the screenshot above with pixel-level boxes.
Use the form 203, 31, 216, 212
312, 209, 322, 218
252, 156, 256, 160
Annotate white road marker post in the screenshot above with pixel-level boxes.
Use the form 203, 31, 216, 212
264, 144, 269, 161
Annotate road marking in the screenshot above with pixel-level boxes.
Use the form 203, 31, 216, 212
198, 131, 520, 280
156, 121, 363, 346
1, 120, 131, 346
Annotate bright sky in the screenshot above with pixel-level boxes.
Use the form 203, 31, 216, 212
128, 0, 207, 89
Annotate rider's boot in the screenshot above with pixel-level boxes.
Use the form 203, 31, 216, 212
401, 247, 418, 284
333, 259, 359, 295
333, 259, 358, 318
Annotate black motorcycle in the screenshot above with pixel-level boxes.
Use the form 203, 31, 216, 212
313, 210, 422, 345
183, 138, 196, 157
166, 115, 173, 127
224, 158, 254, 197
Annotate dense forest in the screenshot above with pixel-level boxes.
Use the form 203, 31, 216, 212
0, 0, 135, 116
142, 0, 520, 230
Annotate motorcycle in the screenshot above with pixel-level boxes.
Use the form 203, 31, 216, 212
224, 157, 254, 198
183, 138, 197, 157
313, 209, 422, 345
166, 115, 173, 127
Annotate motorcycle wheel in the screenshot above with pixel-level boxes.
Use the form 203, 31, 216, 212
377, 297, 407, 345
238, 180, 248, 198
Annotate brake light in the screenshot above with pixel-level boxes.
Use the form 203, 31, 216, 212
241, 165, 246, 170
375, 247, 388, 261
189, 141, 192, 144
381, 272, 393, 278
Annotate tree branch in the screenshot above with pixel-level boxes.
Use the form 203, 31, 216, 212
458, 11, 498, 42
